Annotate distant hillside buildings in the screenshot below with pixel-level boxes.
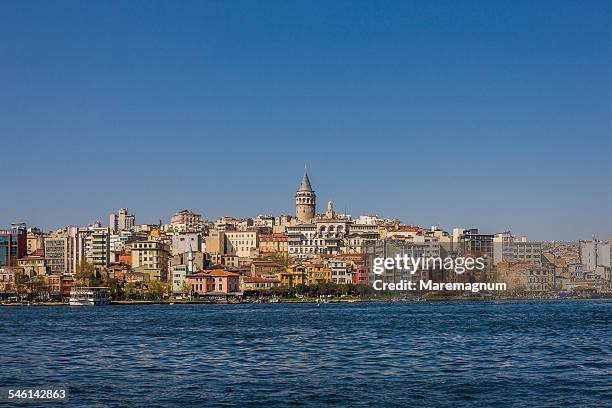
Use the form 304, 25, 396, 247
0, 169, 610, 300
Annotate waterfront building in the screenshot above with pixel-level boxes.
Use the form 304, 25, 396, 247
496, 262, 550, 292
46, 274, 75, 298
241, 276, 280, 291
327, 257, 351, 284
276, 268, 306, 287
131, 240, 170, 282
523, 263, 550, 292
277, 264, 332, 287
0, 224, 27, 266
0, 267, 18, 294
186, 269, 241, 295
323, 254, 367, 284
580, 239, 611, 283
109, 208, 135, 233
16, 256, 48, 277
171, 264, 188, 294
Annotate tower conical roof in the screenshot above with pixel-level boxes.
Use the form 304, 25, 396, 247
299, 168, 313, 192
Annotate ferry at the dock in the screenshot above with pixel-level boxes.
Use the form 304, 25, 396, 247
69, 287, 112, 306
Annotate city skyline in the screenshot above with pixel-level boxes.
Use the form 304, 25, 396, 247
3, 167, 609, 243
1, 1, 610, 241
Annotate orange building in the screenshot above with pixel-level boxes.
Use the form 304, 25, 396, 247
186, 270, 241, 296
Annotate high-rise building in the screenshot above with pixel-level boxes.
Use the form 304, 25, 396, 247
0, 223, 27, 266
295, 168, 316, 223
580, 239, 611, 281
493, 231, 516, 264
81, 225, 110, 270
109, 208, 135, 233
131, 241, 170, 281
170, 210, 203, 232
43, 226, 84, 275
44, 237, 66, 273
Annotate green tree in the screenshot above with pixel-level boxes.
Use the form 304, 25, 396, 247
106, 277, 121, 299
180, 281, 192, 297
124, 282, 138, 300
75, 260, 97, 286
30, 275, 47, 300
15, 273, 30, 300
145, 280, 164, 300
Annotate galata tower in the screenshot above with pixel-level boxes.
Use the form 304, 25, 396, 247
295, 167, 316, 223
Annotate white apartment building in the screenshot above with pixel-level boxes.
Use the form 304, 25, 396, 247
327, 257, 351, 284
580, 239, 611, 281
44, 226, 84, 275
171, 264, 188, 294
493, 231, 516, 264
109, 208, 135, 233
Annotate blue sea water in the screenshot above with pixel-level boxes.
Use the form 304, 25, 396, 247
0, 301, 610, 407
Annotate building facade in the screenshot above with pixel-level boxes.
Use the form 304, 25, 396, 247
130, 241, 170, 282
170, 209, 204, 232
0, 224, 27, 266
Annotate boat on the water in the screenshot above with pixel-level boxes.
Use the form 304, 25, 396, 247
69, 287, 112, 306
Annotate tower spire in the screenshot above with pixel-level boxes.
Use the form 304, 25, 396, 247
299, 166, 313, 192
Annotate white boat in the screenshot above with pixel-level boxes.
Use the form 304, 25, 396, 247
69, 287, 112, 306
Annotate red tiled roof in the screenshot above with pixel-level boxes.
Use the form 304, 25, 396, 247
206, 269, 240, 277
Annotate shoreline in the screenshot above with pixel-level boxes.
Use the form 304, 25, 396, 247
2, 296, 610, 306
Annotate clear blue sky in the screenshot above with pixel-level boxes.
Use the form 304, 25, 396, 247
1, 0, 610, 241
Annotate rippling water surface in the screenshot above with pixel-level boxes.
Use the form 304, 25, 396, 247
1, 301, 610, 407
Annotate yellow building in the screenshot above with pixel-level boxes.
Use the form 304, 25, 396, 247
131, 241, 170, 282
277, 268, 306, 287
277, 263, 332, 287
